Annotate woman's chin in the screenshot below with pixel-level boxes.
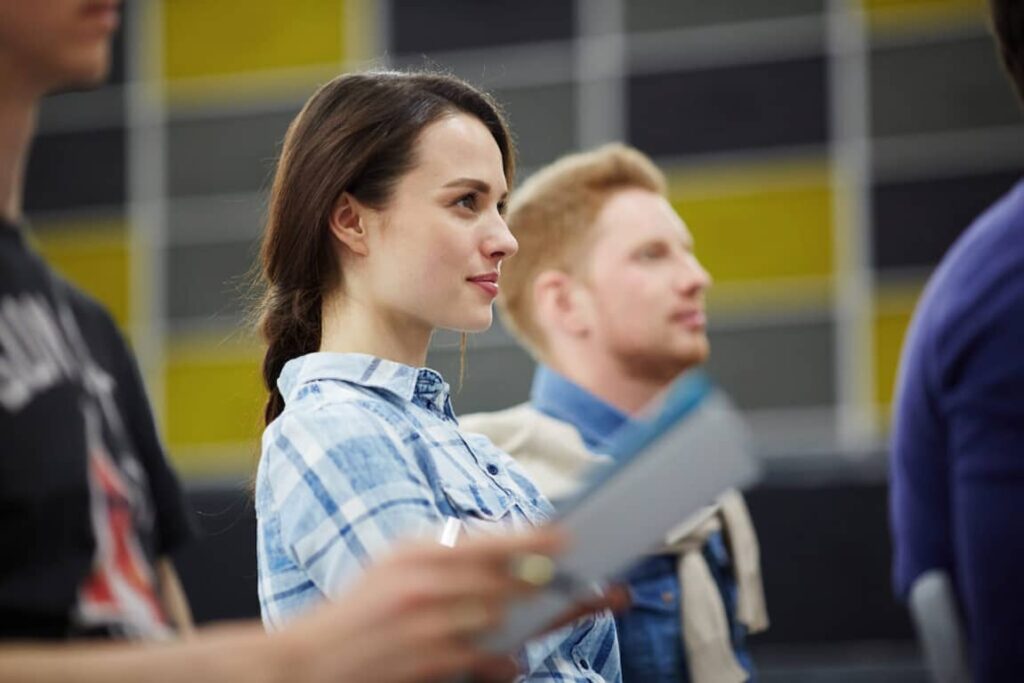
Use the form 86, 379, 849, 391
447, 311, 493, 334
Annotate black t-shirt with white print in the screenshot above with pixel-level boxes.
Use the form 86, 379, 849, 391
0, 220, 194, 639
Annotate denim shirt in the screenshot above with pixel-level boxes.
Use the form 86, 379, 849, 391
531, 366, 753, 683
256, 353, 621, 682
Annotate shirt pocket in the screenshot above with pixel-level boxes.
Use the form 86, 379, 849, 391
625, 558, 680, 615
440, 481, 514, 532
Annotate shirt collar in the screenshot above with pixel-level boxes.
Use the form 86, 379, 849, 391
278, 352, 454, 417
0, 216, 28, 248
529, 365, 630, 450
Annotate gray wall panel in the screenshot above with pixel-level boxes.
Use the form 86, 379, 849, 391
493, 83, 577, 169
704, 319, 836, 409
167, 239, 259, 323
167, 193, 266, 245
25, 127, 125, 212
428, 345, 537, 415
872, 169, 1022, 270
871, 35, 1020, 137
628, 57, 828, 157
626, 0, 823, 32
168, 111, 295, 198
391, 0, 574, 55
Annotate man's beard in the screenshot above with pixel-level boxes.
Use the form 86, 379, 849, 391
613, 337, 708, 386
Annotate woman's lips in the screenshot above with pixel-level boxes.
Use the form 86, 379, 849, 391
468, 272, 499, 298
469, 280, 499, 298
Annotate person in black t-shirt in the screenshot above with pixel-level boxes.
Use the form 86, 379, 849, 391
0, 2, 624, 681
0, 0, 195, 640
0, 218, 196, 639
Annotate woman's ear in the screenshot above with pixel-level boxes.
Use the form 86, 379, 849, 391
534, 269, 591, 338
329, 192, 371, 256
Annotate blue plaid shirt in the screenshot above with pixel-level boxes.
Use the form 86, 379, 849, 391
256, 353, 621, 682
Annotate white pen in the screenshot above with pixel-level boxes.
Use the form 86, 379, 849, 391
438, 516, 462, 547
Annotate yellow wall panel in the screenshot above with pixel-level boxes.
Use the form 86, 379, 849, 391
873, 284, 924, 411
33, 221, 131, 330
863, 0, 985, 29
164, 338, 265, 455
163, 0, 345, 82
669, 163, 834, 290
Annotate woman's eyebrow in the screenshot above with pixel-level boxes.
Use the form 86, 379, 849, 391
442, 177, 508, 197
442, 177, 509, 203
442, 177, 491, 193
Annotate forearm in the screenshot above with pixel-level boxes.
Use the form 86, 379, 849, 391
0, 622, 299, 683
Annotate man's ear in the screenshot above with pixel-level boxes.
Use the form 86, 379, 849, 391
534, 269, 591, 337
328, 192, 371, 256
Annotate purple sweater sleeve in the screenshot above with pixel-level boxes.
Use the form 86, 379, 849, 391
890, 181, 1024, 681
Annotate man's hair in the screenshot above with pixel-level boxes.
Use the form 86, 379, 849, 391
989, 0, 1024, 103
497, 143, 666, 360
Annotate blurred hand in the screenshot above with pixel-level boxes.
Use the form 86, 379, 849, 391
541, 583, 631, 634
281, 528, 567, 683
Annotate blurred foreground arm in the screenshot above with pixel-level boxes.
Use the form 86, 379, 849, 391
0, 528, 627, 683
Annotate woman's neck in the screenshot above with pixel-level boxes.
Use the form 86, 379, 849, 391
319, 291, 434, 368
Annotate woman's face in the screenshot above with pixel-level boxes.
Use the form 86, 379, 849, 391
359, 113, 518, 334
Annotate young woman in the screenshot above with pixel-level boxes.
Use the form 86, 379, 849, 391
254, 71, 622, 682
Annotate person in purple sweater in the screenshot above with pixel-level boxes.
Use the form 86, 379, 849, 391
890, 1, 1024, 678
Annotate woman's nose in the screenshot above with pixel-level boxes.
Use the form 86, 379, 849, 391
486, 218, 518, 261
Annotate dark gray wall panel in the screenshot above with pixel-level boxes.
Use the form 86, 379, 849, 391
167, 194, 266, 245
628, 57, 828, 157
626, 0, 823, 32
167, 240, 259, 323
433, 317, 836, 415
493, 83, 576, 169
25, 127, 125, 212
871, 35, 1021, 137
872, 169, 1023, 270
704, 319, 836, 409
428, 345, 536, 415
391, 0, 574, 54
167, 111, 295, 197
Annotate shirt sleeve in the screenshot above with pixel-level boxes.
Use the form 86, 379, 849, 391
260, 401, 444, 599
944, 291, 1024, 680
890, 309, 954, 600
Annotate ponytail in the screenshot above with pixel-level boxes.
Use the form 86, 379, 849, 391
259, 287, 322, 425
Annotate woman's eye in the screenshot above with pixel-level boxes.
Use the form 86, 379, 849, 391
456, 193, 478, 211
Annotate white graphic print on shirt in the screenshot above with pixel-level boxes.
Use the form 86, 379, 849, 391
0, 291, 168, 637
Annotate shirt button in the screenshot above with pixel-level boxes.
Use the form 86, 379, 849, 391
486, 464, 500, 476
579, 659, 590, 670
662, 591, 674, 604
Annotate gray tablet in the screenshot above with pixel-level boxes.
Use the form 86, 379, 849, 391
483, 379, 761, 652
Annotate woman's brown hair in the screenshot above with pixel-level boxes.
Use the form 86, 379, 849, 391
256, 70, 515, 426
